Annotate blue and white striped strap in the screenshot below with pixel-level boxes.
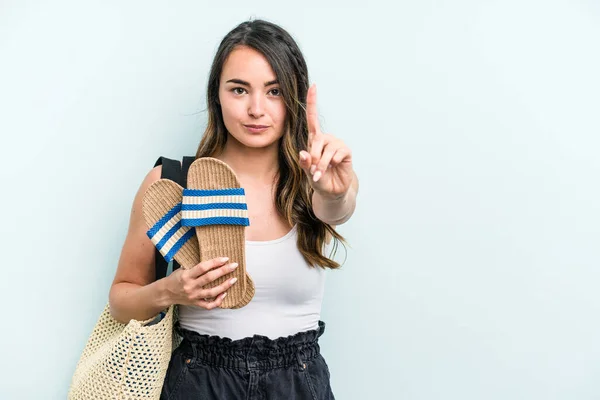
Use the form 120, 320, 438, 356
146, 202, 195, 262
181, 188, 250, 227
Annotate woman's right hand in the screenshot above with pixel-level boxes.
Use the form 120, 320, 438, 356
165, 257, 239, 310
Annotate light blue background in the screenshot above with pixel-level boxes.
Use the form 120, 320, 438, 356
1, 1, 599, 398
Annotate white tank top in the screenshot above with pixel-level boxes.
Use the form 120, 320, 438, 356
178, 225, 329, 340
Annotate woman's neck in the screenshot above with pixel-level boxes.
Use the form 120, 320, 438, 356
216, 137, 280, 184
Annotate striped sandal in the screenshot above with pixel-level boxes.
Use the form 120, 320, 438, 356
143, 173, 255, 309
143, 179, 199, 270
182, 157, 254, 309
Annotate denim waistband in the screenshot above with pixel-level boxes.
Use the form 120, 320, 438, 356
175, 321, 326, 370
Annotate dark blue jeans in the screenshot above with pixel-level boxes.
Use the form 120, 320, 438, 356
160, 321, 335, 400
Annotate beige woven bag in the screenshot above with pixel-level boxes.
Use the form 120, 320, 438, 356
68, 156, 256, 398
68, 304, 178, 400
69, 157, 200, 399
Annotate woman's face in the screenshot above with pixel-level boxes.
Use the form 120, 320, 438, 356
218, 45, 287, 150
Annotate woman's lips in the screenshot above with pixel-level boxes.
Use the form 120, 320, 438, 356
243, 124, 269, 133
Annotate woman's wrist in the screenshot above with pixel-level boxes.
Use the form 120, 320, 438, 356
153, 276, 175, 310
312, 187, 355, 225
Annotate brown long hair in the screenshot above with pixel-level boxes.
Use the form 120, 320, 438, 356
195, 19, 345, 269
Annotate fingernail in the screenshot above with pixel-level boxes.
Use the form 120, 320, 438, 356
230, 277, 238, 285
300, 152, 306, 161
221, 292, 228, 299
230, 262, 239, 270
220, 257, 229, 262
310, 165, 317, 174
313, 171, 322, 182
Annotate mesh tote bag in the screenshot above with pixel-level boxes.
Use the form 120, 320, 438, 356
68, 157, 194, 399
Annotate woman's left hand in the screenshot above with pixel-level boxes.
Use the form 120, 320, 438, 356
299, 84, 354, 199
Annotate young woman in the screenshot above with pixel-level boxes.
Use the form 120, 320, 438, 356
109, 19, 358, 399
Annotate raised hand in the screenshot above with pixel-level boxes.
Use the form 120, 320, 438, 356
299, 84, 354, 199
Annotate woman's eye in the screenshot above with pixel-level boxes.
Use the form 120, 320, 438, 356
269, 88, 281, 96
232, 87, 246, 95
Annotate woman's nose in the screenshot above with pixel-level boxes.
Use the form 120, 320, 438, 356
248, 94, 265, 118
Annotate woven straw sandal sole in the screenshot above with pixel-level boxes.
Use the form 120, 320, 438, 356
183, 158, 250, 309
142, 179, 199, 270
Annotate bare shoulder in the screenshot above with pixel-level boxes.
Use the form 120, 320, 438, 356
132, 165, 163, 216
141, 165, 162, 191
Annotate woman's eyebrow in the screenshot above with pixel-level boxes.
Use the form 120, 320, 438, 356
225, 78, 279, 86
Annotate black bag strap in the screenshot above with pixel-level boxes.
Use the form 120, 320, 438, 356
152, 156, 195, 281
154, 156, 183, 185
181, 156, 195, 188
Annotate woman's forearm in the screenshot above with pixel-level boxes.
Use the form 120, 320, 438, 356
108, 279, 172, 324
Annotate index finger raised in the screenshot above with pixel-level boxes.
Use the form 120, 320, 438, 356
306, 84, 322, 137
